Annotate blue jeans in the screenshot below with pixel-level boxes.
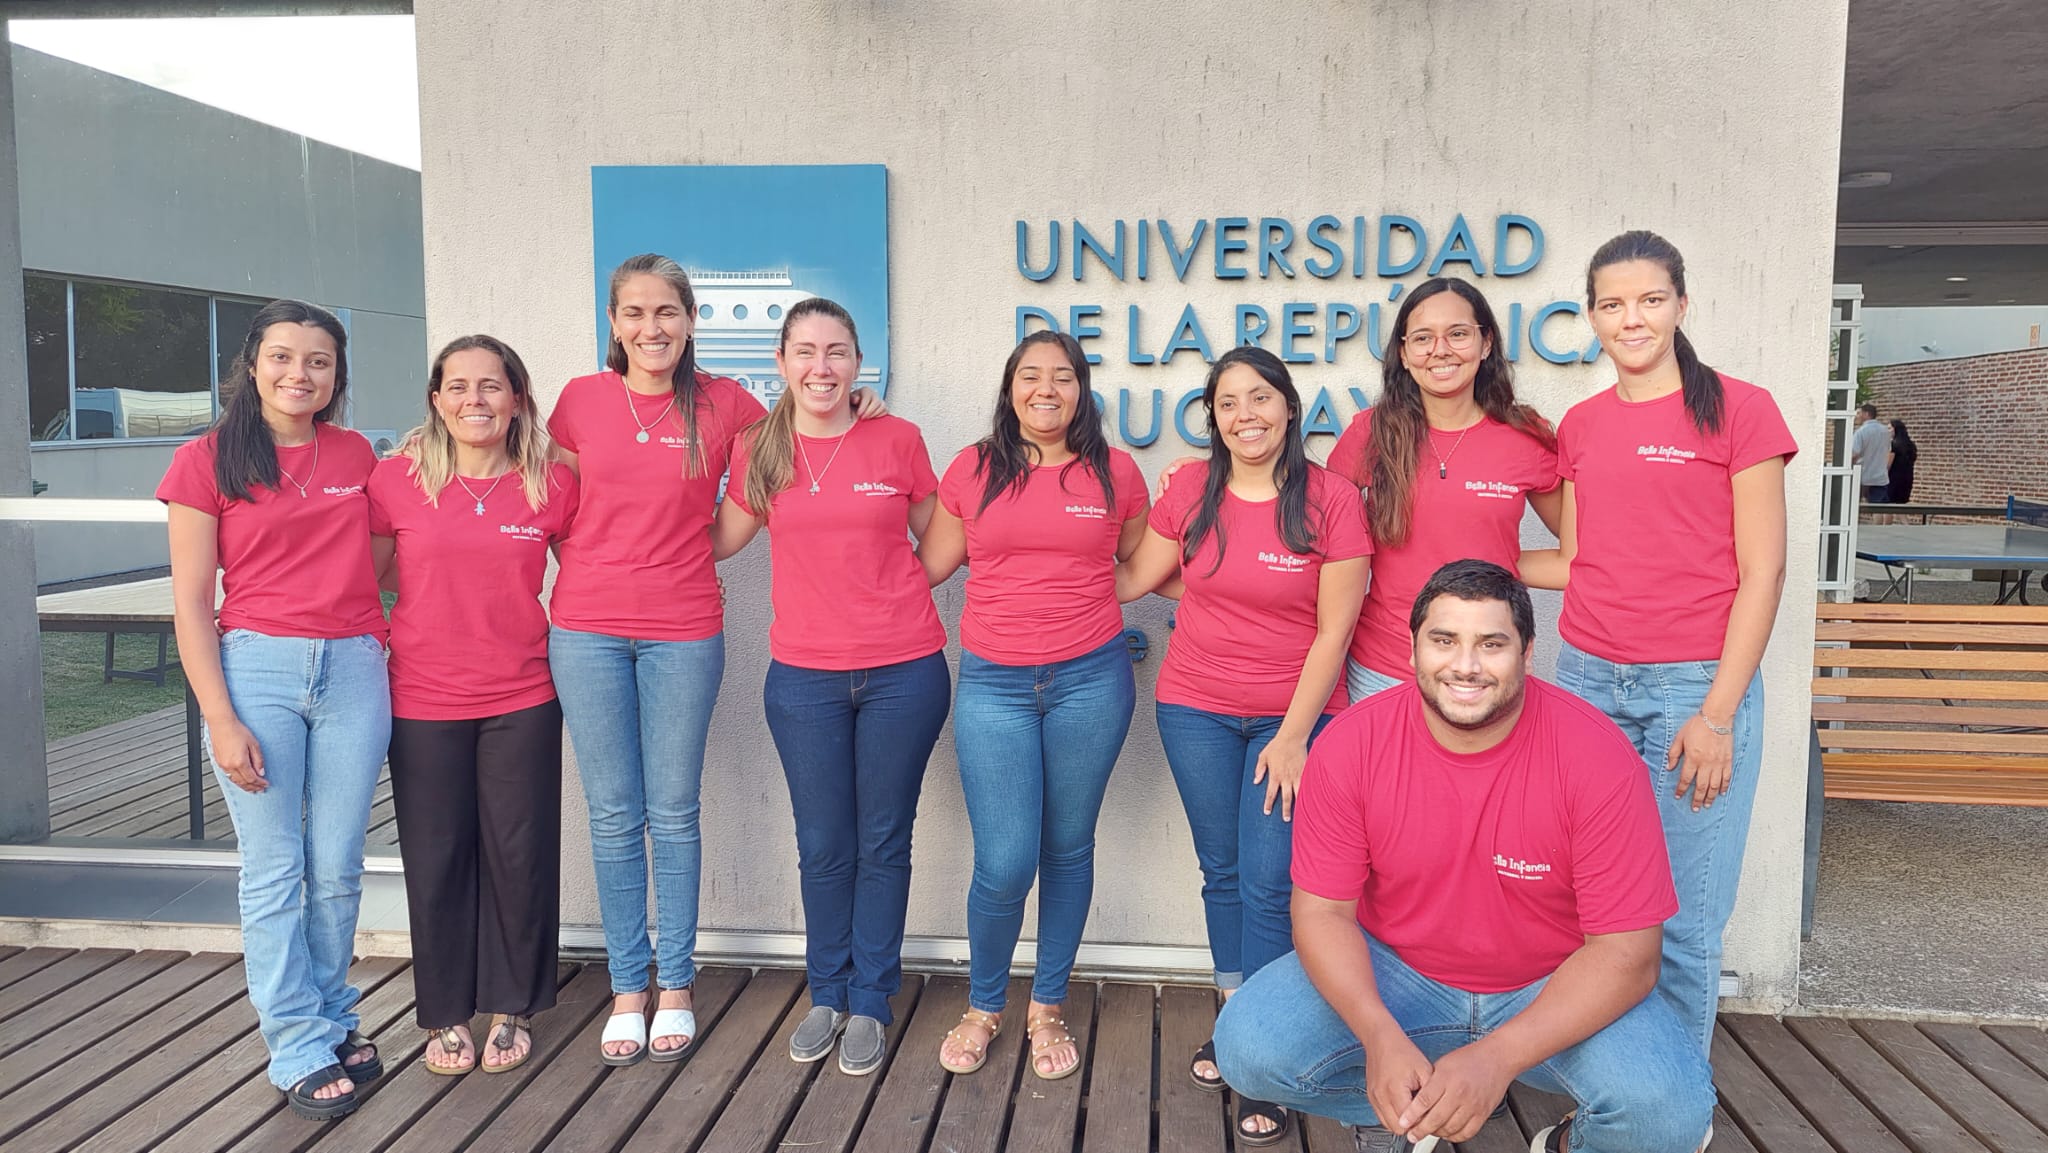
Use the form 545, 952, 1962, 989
764, 652, 950, 1023
955, 636, 1135, 1013
1344, 658, 1405, 704
1156, 702, 1334, 989
209, 629, 391, 1090
1555, 640, 1764, 1055
550, 626, 725, 994
1214, 933, 1714, 1153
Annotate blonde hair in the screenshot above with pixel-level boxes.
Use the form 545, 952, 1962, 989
395, 334, 556, 511
741, 298, 861, 518
607, 253, 707, 477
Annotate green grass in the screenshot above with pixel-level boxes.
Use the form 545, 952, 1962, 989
40, 631, 190, 742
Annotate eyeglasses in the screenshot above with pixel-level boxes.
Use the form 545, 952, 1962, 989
1403, 326, 1483, 355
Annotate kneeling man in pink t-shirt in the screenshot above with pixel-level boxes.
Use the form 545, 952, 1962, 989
1213, 560, 1713, 1153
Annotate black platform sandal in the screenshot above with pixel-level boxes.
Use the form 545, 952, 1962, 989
286, 1063, 360, 1121
335, 1029, 383, 1083
1189, 1038, 1225, 1092
1235, 1096, 1291, 1147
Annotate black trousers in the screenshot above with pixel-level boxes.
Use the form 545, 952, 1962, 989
389, 698, 563, 1028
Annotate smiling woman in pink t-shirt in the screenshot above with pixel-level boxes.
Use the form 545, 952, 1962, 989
1117, 345, 1369, 1147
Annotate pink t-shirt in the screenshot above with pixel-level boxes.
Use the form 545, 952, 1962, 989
546, 370, 766, 642
369, 458, 579, 721
726, 414, 946, 670
156, 423, 387, 641
1556, 375, 1798, 663
939, 447, 1148, 665
1326, 410, 1559, 679
1150, 462, 1371, 716
1292, 678, 1678, 993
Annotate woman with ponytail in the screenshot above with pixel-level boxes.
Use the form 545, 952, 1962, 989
916, 331, 1148, 1081
158, 300, 389, 1120
1552, 231, 1795, 1087
712, 298, 947, 1078
1325, 277, 1562, 700
1118, 346, 1368, 1147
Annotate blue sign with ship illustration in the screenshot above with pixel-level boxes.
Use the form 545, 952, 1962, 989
591, 164, 890, 404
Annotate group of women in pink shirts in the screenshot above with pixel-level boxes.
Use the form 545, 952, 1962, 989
160, 230, 1791, 1135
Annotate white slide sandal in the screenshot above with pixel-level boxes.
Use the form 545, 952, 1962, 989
600, 1009, 648, 1067
649, 1007, 697, 1063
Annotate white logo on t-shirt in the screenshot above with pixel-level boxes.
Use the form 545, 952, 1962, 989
854, 482, 900, 497
658, 434, 689, 450
1493, 853, 1553, 882
1066, 503, 1109, 520
1463, 480, 1520, 500
1258, 551, 1311, 574
1635, 444, 1696, 465
322, 484, 365, 496
498, 524, 547, 542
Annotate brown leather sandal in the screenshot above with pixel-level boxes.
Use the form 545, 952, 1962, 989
481, 1014, 532, 1074
422, 1025, 475, 1076
1027, 1008, 1080, 1081
937, 1009, 1002, 1074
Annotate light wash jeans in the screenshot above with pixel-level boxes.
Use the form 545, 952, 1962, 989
1214, 932, 1714, 1153
1555, 640, 1764, 1055
954, 635, 1135, 1013
550, 626, 724, 994
210, 629, 391, 1090
1344, 658, 1405, 704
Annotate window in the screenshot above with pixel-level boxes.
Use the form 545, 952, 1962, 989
25, 275, 66, 441
213, 297, 263, 387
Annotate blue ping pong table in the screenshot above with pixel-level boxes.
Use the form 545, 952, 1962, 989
1856, 497, 2048, 603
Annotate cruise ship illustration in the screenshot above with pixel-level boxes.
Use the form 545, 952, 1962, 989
689, 270, 884, 405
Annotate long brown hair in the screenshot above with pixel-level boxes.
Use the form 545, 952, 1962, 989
973, 330, 1117, 514
1361, 278, 1554, 547
606, 253, 708, 476
394, 334, 556, 511
740, 298, 861, 517
212, 299, 350, 502
1181, 346, 1318, 573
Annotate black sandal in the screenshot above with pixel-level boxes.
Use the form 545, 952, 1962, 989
1235, 1097, 1291, 1147
286, 1062, 360, 1121
1189, 1039, 1225, 1092
335, 1029, 382, 1083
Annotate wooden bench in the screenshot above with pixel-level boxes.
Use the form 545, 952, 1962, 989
1813, 602, 2048, 805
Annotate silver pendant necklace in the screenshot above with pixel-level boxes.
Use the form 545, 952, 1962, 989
623, 379, 677, 444
797, 427, 852, 496
276, 434, 320, 498
1427, 423, 1472, 480
452, 472, 507, 515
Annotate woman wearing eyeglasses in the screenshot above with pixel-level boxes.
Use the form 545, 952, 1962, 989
1324, 277, 1561, 699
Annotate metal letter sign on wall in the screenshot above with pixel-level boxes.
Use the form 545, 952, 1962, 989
591, 165, 891, 405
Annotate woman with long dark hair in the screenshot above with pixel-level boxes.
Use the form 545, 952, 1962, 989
1118, 345, 1369, 1146
712, 297, 948, 1077
1550, 231, 1794, 1145
916, 331, 1148, 1081
1325, 277, 1562, 698
1887, 419, 1917, 504
158, 299, 389, 1120
370, 335, 577, 1075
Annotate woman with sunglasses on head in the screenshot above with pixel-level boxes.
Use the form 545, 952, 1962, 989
1118, 345, 1369, 1147
159, 299, 389, 1121
916, 330, 1148, 1082
370, 335, 577, 1077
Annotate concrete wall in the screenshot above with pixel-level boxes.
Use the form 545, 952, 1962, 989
13, 44, 426, 582
415, 0, 1848, 1008
1863, 305, 2048, 367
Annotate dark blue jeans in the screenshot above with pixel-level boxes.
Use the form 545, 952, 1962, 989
1157, 702, 1333, 989
763, 652, 950, 1023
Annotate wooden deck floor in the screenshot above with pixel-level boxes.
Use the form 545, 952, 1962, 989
44, 706, 400, 848
0, 948, 2044, 1152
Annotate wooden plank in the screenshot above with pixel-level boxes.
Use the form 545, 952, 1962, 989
1506, 1083, 1576, 1141
1854, 1020, 2048, 1153
0, 947, 76, 993
1920, 1023, 2048, 1136
1078, 981, 1153, 1153
779, 977, 926, 1153
1817, 729, 2048, 754
692, 992, 844, 1153
613, 968, 807, 1153
46, 704, 185, 754
1155, 984, 1225, 1153
1814, 623, 2048, 645
1455, 1114, 1535, 1153
1712, 1105, 1765, 1153
1705, 1024, 1835, 1153
0, 951, 236, 1097
849, 973, 968, 1153
925, 976, 1031, 1153
1811, 702, 2048, 728
79, 956, 410, 1153
1000, 982, 1097, 1153
1987, 1025, 2048, 1081
1817, 603, 2048, 624
0, 948, 183, 1043
1300, 1110, 1357, 1152
1816, 649, 2048, 673
1784, 1016, 1994, 1153
1722, 1014, 1912, 1153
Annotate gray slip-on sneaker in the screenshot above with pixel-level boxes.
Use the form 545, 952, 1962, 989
1351, 1127, 1437, 1153
837, 1014, 887, 1076
789, 1005, 848, 1063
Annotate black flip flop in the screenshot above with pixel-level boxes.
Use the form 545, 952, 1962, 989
336, 1029, 383, 1083
1235, 1097, 1292, 1147
286, 1063, 360, 1122
1189, 1039, 1225, 1092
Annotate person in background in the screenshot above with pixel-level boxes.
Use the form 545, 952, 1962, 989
1548, 230, 1794, 1137
1887, 418, 1917, 504
713, 297, 949, 1077
159, 299, 390, 1121
1118, 345, 1369, 1146
1851, 401, 1889, 504
916, 331, 1148, 1081
371, 335, 577, 1076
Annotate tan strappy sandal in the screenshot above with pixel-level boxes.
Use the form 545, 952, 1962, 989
481, 1014, 532, 1074
937, 1008, 1002, 1074
422, 1025, 475, 1076
1027, 1007, 1080, 1081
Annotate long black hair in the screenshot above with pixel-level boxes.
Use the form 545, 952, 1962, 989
212, 299, 350, 502
974, 330, 1117, 514
1586, 230, 1724, 434
1363, 277, 1554, 547
1180, 345, 1316, 573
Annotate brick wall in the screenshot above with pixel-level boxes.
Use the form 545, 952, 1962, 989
1865, 347, 2048, 507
